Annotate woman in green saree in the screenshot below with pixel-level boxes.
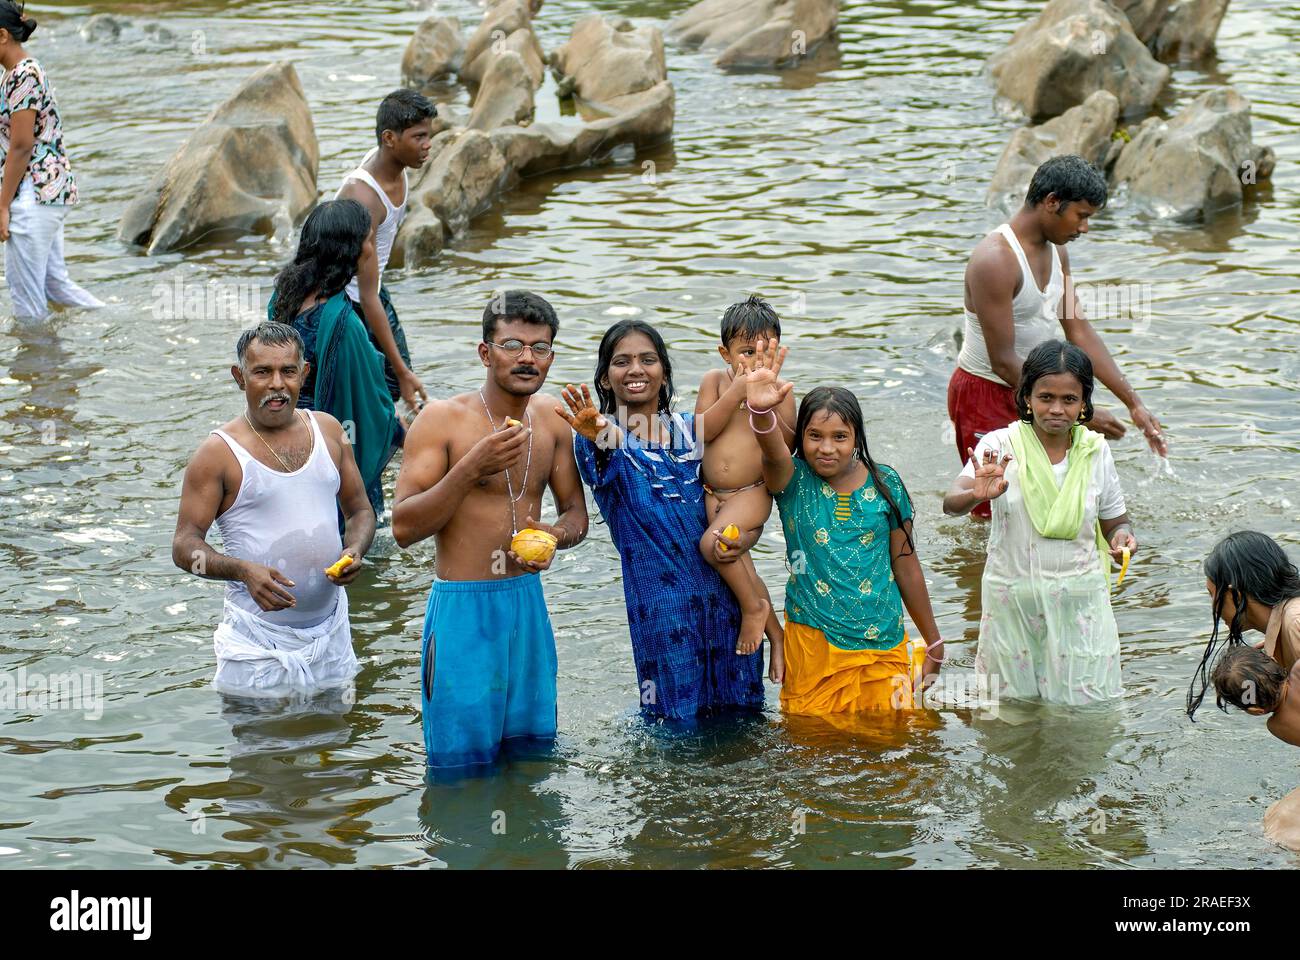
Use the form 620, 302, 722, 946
268, 199, 402, 516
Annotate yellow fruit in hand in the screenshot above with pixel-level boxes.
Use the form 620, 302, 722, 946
717, 523, 740, 553
505, 417, 522, 429
511, 528, 557, 565
1116, 546, 1131, 587
325, 555, 354, 578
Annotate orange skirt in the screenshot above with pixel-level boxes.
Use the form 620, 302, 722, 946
780, 620, 925, 715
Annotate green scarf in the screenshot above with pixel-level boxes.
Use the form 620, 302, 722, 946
1007, 420, 1112, 587
268, 291, 399, 515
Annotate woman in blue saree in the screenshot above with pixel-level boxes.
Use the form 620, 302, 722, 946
268, 199, 402, 516
560, 320, 765, 720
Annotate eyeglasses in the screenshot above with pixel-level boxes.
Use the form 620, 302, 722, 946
488, 339, 554, 360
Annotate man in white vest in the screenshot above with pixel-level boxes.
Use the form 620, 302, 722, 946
337, 88, 435, 418
171, 322, 375, 695
951, 154, 1166, 518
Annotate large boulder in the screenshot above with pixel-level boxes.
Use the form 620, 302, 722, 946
1109, 86, 1274, 220
552, 15, 668, 116
467, 50, 535, 130
460, 0, 542, 85
669, 0, 838, 69
1112, 0, 1171, 41
1150, 0, 1230, 61
987, 90, 1120, 212
395, 129, 512, 262
401, 16, 464, 85
118, 62, 318, 255
988, 0, 1170, 122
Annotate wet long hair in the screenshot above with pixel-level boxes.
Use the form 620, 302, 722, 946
592, 319, 675, 416
1016, 339, 1095, 424
0, 2, 36, 43
1186, 531, 1300, 719
794, 386, 914, 556
270, 199, 369, 327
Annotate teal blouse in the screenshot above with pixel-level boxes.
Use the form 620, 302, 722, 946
775, 457, 913, 651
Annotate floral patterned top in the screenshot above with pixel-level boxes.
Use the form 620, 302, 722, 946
775, 457, 913, 651
1, 58, 78, 204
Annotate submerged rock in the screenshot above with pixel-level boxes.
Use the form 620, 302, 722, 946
79, 13, 127, 42
669, 0, 838, 69
988, 0, 1169, 121
395, 12, 675, 266
401, 16, 464, 85
117, 62, 319, 255
1109, 86, 1274, 220
1149, 0, 1231, 62
987, 91, 1120, 212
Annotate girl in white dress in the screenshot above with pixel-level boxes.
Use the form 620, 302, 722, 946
943, 340, 1138, 705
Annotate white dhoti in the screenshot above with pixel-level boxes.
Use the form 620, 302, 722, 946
5, 181, 104, 322
212, 591, 359, 698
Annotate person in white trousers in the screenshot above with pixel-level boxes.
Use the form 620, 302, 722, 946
0, 3, 101, 322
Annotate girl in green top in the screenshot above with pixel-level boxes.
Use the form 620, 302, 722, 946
725, 339, 944, 714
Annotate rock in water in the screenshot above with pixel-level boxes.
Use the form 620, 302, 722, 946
669, 0, 838, 69
79, 13, 126, 42
460, 0, 542, 85
1149, 0, 1231, 62
401, 16, 464, 85
467, 50, 536, 130
987, 91, 1120, 212
1112, 0, 1172, 42
988, 0, 1169, 121
118, 62, 319, 255
1109, 86, 1274, 220
551, 15, 669, 116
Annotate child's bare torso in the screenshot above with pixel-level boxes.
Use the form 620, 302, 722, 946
1269, 670, 1300, 747
702, 390, 765, 490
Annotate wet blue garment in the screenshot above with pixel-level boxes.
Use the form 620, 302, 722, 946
420, 575, 558, 770
575, 412, 765, 721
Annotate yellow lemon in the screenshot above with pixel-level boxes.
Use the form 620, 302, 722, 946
717, 523, 740, 554
512, 528, 558, 564
505, 417, 522, 429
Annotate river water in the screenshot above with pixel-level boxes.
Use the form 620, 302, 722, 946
1, 0, 1298, 869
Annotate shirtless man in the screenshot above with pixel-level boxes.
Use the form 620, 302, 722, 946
393, 291, 588, 770
172, 322, 375, 696
337, 88, 434, 417
950, 154, 1166, 518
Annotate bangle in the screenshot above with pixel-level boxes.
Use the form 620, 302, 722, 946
925, 638, 944, 663
750, 410, 779, 435
745, 400, 771, 416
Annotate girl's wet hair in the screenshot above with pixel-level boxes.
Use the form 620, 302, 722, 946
1212, 645, 1287, 714
1016, 338, 1095, 425
794, 386, 914, 556
0, 1, 36, 43
270, 199, 369, 327
593, 320, 675, 416
1187, 531, 1300, 719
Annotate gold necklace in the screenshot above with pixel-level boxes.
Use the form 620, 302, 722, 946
243, 409, 305, 472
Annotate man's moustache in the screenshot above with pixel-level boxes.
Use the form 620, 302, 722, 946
512, 367, 539, 376
260, 393, 292, 406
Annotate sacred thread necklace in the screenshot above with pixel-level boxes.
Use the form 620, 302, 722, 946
478, 387, 533, 534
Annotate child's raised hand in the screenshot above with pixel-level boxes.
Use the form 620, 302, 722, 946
969, 446, 1012, 502
741, 338, 793, 412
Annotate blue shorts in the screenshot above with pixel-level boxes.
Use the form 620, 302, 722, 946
420, 575, 558, 770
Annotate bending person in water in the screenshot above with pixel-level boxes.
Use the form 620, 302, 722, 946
393, 291, 588, 771
951, 154, 1164, 519
336, 88, 433, 418
943, 340, 1136, 705
1209, 644, 1300, 851
269, 198, 404, 517
1187, 530, 1300, 719
0, 3, 103, 321
172, 322, 375, 696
